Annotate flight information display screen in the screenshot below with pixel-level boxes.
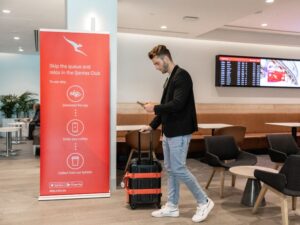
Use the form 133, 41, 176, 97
215, 55, 300, 88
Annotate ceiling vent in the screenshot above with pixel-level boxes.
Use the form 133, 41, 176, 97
182, 16, 199, 22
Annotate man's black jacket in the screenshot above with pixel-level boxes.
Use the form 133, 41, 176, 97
150, 65, 198, 137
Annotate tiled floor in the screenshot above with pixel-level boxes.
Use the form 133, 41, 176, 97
0, 139, 299, 225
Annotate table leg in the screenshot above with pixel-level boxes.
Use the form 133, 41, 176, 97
8, 132, 12, 151
0, 132, 10, 157
19, 126, 23, 141
15, 130, 19, 144
8, 132, 17, 156
241, 178, 266, 207
211, 128, 215, 136
5, 132, 10, 157
12, 126, 24, 144
291, 127, 297, 141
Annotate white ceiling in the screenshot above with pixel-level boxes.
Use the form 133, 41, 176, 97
1, 0, 300, 54
0, 0, 65, 54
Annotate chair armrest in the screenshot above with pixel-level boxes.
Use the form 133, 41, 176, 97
254, 169, 286, 192
205, 152, 222, 167
268, 147, 287, 163
236, 151, 257, 164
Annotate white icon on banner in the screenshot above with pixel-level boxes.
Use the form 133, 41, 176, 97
66, 153, 84, 170
67, 85, 85, 102
67, 119, 84, 136
71, 155, 80, 166
63, 36, 87, 56
72, 122, 79, 133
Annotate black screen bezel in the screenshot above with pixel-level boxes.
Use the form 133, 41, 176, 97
215, 54, 300, 88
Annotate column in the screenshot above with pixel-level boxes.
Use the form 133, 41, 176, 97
66, 0, 117, 191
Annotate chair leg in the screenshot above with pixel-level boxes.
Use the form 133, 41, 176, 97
206, 168, 216, 189
124, 149, 135, 172
220, 168, 225, 198
231, 174, 236, 187
253, 185, 268, 213
152, 152, 157, 160
281, 197, 289, 225
292, 197, 297, 211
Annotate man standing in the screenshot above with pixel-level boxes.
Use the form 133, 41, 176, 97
142, 45, 214, 223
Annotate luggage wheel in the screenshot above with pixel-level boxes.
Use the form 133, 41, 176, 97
120, 181, 125, 188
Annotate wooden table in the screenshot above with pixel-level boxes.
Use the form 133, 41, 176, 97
118, 124, 232, 134
230, 165, 278, 207
117, 125, 146, 132
198, 123, 232, 135
265, 122, 300, 140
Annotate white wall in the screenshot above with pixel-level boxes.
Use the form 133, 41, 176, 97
2, 33, 300, 106
0, 53, 39, 96
0, 53, 39, 122
118, 33, 300, 104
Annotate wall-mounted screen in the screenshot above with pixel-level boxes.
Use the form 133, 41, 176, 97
215, 55, 300, 88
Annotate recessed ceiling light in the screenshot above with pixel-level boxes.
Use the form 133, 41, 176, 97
160, 25, 167, 29
14, 37, 20, 40
261, 23, 268, 27
2, 9, 11, 14
265, 0, 274, 3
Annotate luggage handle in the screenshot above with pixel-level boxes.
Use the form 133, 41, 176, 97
138, 130, 153, 164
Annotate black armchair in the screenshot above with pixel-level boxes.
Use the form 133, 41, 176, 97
267, 134, 300, 169
253, 155, 300, 225
204, 135, 257, 197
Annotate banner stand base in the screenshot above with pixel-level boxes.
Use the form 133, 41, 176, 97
39, 192, 110, 201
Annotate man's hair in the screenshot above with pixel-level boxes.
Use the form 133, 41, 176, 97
148, 45, 172, 61
34, 103, 40, 110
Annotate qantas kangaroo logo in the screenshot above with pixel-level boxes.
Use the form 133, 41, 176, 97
63, 36, 87, 56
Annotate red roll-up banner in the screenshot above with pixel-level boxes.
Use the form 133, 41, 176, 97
39, 30, 110, 200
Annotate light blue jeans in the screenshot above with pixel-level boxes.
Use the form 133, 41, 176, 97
163, 134, 207, 205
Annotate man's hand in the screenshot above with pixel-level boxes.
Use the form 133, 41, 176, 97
144, 102, 155, 113
140, 125, 152, 132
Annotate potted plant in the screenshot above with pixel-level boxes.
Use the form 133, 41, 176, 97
0, 92, 38, 137
0, 94, 18, 118
0, 94, 18, 137
15, 91, 38, 118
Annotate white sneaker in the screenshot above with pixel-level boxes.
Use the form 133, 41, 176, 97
151, 202, 179, 218
192, 198, 214, 222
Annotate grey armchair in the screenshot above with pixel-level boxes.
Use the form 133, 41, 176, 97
267, 134, 300, 169
204, 135, 257, 197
